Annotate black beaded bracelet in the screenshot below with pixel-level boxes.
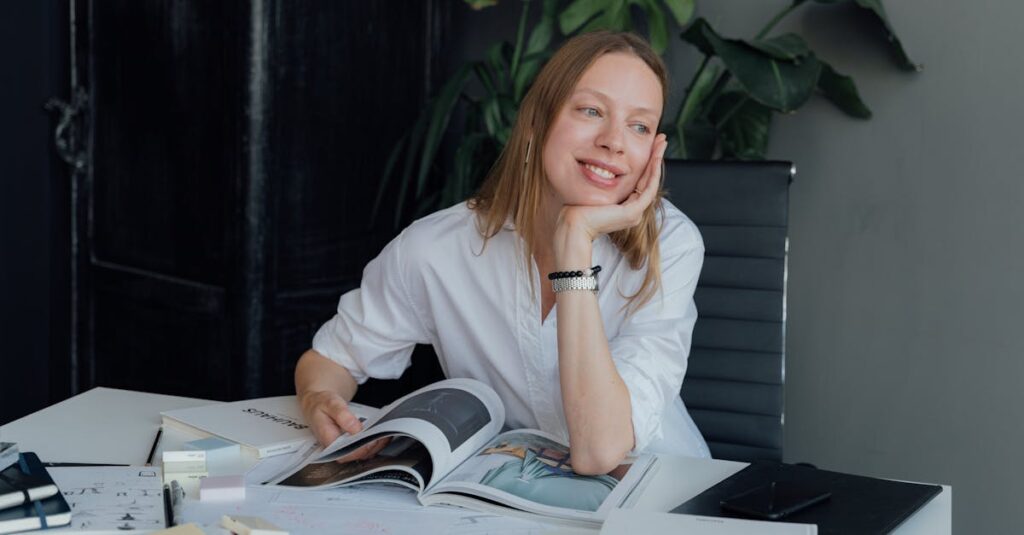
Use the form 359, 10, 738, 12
547, 265, 601, 280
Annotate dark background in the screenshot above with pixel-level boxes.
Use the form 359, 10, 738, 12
0, 0, 531, 425
1, 0, 68, 425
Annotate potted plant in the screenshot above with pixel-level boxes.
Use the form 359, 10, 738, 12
373, 0, 918, 228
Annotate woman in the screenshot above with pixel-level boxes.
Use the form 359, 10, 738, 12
294, 31, 710, 475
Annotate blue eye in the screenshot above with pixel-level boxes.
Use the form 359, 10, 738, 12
632, 124, 651, 135
580, 107, 601, 117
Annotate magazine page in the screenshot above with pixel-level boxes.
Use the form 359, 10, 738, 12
265, 378, 505, 490
420, 429, 657, 524
274, 436, 433, 491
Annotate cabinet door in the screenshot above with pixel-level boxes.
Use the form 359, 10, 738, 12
72, 0, 443, 400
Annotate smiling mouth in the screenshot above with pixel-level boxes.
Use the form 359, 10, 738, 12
582, 162, 616, 179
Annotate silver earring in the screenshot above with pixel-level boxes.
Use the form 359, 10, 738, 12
524, 138, 532, 165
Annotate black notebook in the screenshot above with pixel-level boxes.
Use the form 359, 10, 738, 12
0, 453, 58, 511
0, 453, 71, 534
671, 461, 942, 535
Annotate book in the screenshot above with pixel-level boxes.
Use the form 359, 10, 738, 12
261, 378, 657, 527
0, 444, 17, 474
0, 453, 71, 534
0, 451, 58, 511
670, 461, 943, 535
161, 396, 374, 459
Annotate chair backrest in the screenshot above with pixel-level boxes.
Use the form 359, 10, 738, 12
662, 159, 793, 463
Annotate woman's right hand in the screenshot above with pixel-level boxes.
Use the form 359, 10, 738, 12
299, 389, 364, 447
298, 390, 390, 462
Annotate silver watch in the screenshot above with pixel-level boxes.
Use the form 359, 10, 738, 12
551, 276, 598, 293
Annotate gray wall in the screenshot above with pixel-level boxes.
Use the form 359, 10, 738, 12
770, 2, 1023, 534
449, 1, 1021, 532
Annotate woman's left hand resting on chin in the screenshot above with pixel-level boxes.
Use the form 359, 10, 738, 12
554, 133, 666, 249
551, 134, 667, 476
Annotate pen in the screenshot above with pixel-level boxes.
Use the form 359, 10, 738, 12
146, 428, 163, 466
42, 462, 130, 467
162, 484, 173, 528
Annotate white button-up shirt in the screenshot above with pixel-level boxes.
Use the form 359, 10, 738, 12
312, 200, 710, 458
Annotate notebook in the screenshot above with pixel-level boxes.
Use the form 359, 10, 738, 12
671, 461, 942, 535
0, 451, 58, 510
0, 453, 71, 534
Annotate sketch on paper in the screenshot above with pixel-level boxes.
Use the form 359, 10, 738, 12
48, 465, 166, 531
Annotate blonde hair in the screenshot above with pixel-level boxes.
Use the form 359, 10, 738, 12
470, 31, 668, 311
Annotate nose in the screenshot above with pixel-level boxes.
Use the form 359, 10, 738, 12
595, 122, 625, 154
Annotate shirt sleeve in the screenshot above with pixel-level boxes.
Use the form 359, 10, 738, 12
608, 220, 704, 453
311, 229, 431, 384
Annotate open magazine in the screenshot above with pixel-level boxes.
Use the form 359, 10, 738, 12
262, 378, 657, 526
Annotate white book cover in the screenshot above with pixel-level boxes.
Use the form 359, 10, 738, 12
161, 396, 373, 458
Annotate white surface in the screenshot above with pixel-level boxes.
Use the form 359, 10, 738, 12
0, 388, 213, 465
199, 475, 245, 502
601, 509, 816, 534
2, 388, 951, 534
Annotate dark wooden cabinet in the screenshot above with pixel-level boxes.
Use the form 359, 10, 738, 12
64, 0, 447, 402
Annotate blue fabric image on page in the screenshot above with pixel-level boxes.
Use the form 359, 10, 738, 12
479, 449, 619, 511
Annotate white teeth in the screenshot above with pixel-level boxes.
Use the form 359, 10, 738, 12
584, 163, 615, 179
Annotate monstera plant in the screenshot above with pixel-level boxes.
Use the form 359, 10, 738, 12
373, 0, 918, 229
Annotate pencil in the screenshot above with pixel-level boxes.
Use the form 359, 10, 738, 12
162, 484, 173, 528
146, 428, 163, 465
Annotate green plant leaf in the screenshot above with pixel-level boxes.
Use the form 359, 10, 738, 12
525, 13, 555, 57
816, 62, 871, 118
486, 41, 512, 91
559, 0, 608, 34
662, 0, 695, 26
679, 18, 715, 56
711, 91, 773, 160
463, 0, 499, 9
514, 50, 552, 101
853, 0, 920, 71
393, 111, 428, 229
637, 0, 669, 53
370, 131, 408, 226
794, 0, 919, 71
749, 33, 811, 61
699, 20, 822, 112
445, 132, 491, 207
671, 118, 717, 159
676, 63, 720, 127
414, 64, 473, 199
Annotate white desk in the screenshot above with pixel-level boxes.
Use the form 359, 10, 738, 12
1, 388, 950, 534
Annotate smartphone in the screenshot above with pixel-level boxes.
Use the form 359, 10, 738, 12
719, 480, 832, 520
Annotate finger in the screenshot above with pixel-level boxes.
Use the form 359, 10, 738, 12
337, 439, 383, 463
366, 437, 392, 457
635, 134, 666, 195
309, 411, 343, 447
324, 398, 363, 435
640, 137, 668, 201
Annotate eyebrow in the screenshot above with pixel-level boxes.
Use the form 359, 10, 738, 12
573, 88, 660, 117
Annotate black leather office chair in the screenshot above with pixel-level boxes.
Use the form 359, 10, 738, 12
663, 159, 793, 463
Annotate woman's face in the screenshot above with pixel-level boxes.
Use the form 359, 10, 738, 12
541, 52, 663, 207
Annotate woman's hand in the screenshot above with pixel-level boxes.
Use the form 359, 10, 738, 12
553, 134, 666, 266
562, 133, 665, 238
298, 389, 390, 462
